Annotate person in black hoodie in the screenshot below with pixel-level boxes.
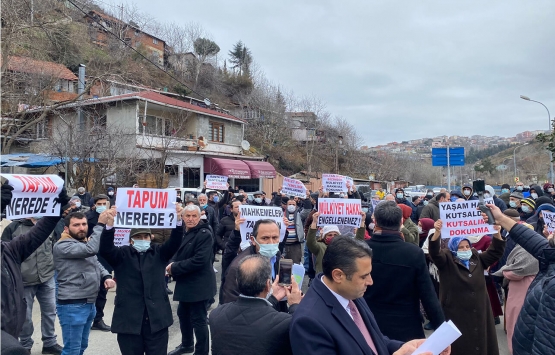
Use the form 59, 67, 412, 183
394, 188, 410, 206
529, 184, 544, 201
0, 182, 69, 341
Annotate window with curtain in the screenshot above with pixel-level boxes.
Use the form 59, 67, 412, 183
209, 121, 224, 142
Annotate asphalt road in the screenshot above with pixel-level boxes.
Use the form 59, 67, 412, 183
26, 257, 510, 355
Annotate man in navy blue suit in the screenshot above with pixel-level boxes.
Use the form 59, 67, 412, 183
290, 236, 450, 355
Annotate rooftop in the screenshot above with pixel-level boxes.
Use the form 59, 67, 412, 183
3, 56, 78, 81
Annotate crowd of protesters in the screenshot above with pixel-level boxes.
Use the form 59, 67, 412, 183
1, 179, 554, 355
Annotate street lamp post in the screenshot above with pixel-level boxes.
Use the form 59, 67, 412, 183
520, 95, 554, 184
513, 143, 529, 182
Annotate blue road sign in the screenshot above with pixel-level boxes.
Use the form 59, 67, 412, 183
432, 147, 465, 167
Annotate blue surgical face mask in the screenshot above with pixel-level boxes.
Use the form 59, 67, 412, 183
96, 206, 107, 213
450, 197, 457, 202
254, 197, 262, 204
457, 250, 472, 260
253, 239, 279, 258
521, 205, 530, 213
501, 189, 509, 194
33, 216, 43, 220
213, 196, 220, 203
509, 201, 517, 208
132, 239, 151, 252
396, 193, 404, 199
362, 208, 369, 213
423, 200, 429, 206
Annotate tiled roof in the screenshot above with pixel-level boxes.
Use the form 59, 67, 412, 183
3, 56, 78, 81
37, 91, 244, 123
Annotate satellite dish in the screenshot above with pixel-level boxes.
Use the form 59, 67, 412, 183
203, 98, 211, 106
241, 140, 251, 150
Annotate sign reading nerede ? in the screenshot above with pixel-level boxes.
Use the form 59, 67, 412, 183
115, 188, 177, 228
2, 174, 64, 219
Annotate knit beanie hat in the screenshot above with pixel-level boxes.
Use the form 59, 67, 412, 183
521, 198, 536, 210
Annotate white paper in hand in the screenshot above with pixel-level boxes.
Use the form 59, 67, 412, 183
411, 320, 461, 355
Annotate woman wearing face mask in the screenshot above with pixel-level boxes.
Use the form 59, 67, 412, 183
429, 220, 505, 355
98, 205, 184, 355
306, 212, 366, 274
543, 183, 555, 200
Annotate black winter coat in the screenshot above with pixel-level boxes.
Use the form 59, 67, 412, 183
215, 214, 235, 251
99, 226, 183, 335
171, 221, 216, 302
1, 217, 59, 338
209, 297, 296, 355
509, 224, 555, 355
364, 231, 444, 342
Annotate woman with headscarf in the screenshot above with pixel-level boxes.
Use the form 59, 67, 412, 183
429, 220, 505, 355
306, 212, 365, 274
418, 218, 435, 247
492, 222, 539, 354
399, 204, 419, 245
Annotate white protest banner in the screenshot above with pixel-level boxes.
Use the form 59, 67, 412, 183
115, 188, 177, 228
205, 175, 228, 190
345, 176, 354, 189
322, 174, 347, 193
541, 210, 555, 233
239, 205, 286, 248
1, 174, 64, 219
114, 229, 131, 247
281, 177, 307, 198
317, 198, 362, 228
439, 199, 496, 238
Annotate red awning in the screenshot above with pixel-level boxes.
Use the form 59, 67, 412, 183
242, 160, 276, 178
204, 157, 251, 179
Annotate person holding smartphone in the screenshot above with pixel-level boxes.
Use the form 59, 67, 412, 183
210, 255, 302, 355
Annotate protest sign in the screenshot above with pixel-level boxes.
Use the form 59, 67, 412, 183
114, 229, 131, 247
281, 177, 307, 198
542, 210, 555, 233
205, 175, 228, 190
1, 174, 64, 219
322, 174, 347, 193
371, 199, 383, 211
345, 176, 354, 189
239, 205, 286, 249
317, 198, 362, 228
439, 199, 496, 238
115, 188, 177, 228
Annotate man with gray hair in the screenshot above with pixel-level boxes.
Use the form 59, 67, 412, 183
209, 255, 302, 355
73, 187, 93, 208
166, 204, 216, 355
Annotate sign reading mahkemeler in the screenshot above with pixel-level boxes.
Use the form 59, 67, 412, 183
2, 174, 64, 219
115, 188, 177, 228
239, 205, 287, 249
439, 199, 495, 238
317, 198, 362, 228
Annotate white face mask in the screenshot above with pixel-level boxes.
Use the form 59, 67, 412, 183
463, 189, 471, 196
74, 201, 81, 208
287, 205, 296, 213
483, 193, 491, 198
108, 191, 114, 196
531, 193, 538, 199
417, 226, 423, 234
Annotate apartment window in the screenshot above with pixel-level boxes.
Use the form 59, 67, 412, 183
139, 115, 165, 136
183, 168, 201, 188
153, 38, 159, 44
209, 122, 224, 143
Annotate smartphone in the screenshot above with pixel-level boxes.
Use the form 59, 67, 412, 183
278, 259, 293, 286
472, 180, 485, 193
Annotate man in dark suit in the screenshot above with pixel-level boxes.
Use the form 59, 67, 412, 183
364, 201, 444, 342
209, 255, 302, 355
166, 205, 216, 355
290, 236, 447, 355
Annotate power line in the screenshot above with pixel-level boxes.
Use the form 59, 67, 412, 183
65, 0, 208, 100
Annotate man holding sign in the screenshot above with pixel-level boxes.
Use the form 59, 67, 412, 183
99, 205, 184, 355
0, 179, 69, 344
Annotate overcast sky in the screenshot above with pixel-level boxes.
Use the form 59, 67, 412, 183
128, 0, 554, 146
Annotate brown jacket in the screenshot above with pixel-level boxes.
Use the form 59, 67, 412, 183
429, 236, 505, 355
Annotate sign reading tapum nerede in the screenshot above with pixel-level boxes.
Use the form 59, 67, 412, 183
2, 174, 64, 219
439, 199, 496, 238
115, 188, 177, 228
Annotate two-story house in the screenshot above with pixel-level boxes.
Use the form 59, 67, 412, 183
85, 10, 167, 67
20, 91, 275, 191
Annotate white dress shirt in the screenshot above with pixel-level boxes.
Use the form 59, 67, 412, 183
321, 276, 354, 320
